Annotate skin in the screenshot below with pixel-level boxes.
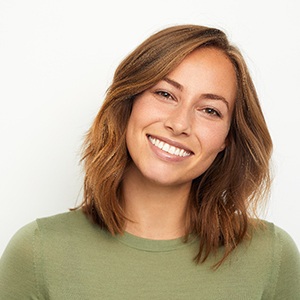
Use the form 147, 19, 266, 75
123, 47, 237, 239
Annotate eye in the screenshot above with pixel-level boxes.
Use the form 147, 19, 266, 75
155, 90, 174, 101
203, 107, 222, 118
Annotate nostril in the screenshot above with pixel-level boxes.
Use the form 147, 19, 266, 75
164, 118, 191, 136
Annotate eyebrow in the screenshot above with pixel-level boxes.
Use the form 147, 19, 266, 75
163, 77, 183, 91
163, 77, 229, 109
200, 93, 229, 109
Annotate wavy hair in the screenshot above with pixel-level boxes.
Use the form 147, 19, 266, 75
78, 24, 273, 267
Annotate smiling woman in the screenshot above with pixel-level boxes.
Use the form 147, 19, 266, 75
0, 24, 299, 299
125, 48, 235, 192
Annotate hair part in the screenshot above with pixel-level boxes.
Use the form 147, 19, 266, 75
77, 24, 273, 268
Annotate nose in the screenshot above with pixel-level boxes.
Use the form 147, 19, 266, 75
164, 106, 191, 136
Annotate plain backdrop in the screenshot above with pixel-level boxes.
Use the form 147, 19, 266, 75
1, 0, 299, 256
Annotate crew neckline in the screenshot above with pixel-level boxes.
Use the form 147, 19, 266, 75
115, 231, 198, 252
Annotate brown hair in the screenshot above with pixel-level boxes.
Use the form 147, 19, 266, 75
78, 24, 273, 267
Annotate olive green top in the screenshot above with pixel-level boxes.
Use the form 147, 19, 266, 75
0, 210, 299, 299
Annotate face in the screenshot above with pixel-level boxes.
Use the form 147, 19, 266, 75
125, 47, 237, 188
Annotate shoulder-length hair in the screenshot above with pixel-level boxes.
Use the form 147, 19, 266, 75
78, 24, 273, 268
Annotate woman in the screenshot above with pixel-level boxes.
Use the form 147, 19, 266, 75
0, 24, 299, 299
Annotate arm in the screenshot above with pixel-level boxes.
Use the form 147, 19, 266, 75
273, 226, 300, 299
0, 221, 44, 299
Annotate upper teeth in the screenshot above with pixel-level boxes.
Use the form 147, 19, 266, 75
148, 136, 191, 157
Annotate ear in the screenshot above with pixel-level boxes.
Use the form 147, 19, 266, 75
219, 136, 229, 152
219, 143, 226, 152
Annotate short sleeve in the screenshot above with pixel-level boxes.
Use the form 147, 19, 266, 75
0, 221, 43, 299
272, 226, 300, 299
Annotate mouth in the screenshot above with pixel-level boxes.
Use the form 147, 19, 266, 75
147, 135, 193, 158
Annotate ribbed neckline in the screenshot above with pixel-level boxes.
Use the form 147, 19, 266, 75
115, 231, 198, 252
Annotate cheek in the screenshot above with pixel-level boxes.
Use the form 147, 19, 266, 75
127, 95, 163, 133
126, 115, 138, 153
125, 100, 151, 152
196, 125, 229, 153
126, 99, 144, 133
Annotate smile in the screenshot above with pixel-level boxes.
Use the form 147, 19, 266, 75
148, 135, 192, 157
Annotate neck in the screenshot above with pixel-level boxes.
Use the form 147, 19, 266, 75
122, 165, 191, 240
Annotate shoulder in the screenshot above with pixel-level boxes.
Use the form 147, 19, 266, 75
1, 209, 105, 262
247, 220, 299, 265
34, 209, 107, 245
0, 210, 108, 298
249, 220, 300, 298
36, 209, 94, 233
1, 219, 39, 252
0, 220, 40, 297
0, 210, 97, 261
250, 220, 299, 255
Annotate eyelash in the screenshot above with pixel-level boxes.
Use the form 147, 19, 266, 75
155, 90, 174, 101
202, 107, 222, 118
154, 90, 222, 118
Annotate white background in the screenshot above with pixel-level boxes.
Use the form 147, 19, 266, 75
1, 0, 299, 256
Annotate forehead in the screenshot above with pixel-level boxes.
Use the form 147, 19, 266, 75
170, 47, 236, 79
165, 47, 237, 107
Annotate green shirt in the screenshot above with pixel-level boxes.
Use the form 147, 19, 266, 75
0, 210, 299, 299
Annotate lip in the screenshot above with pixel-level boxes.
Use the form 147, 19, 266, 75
147, 134, 194, 160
